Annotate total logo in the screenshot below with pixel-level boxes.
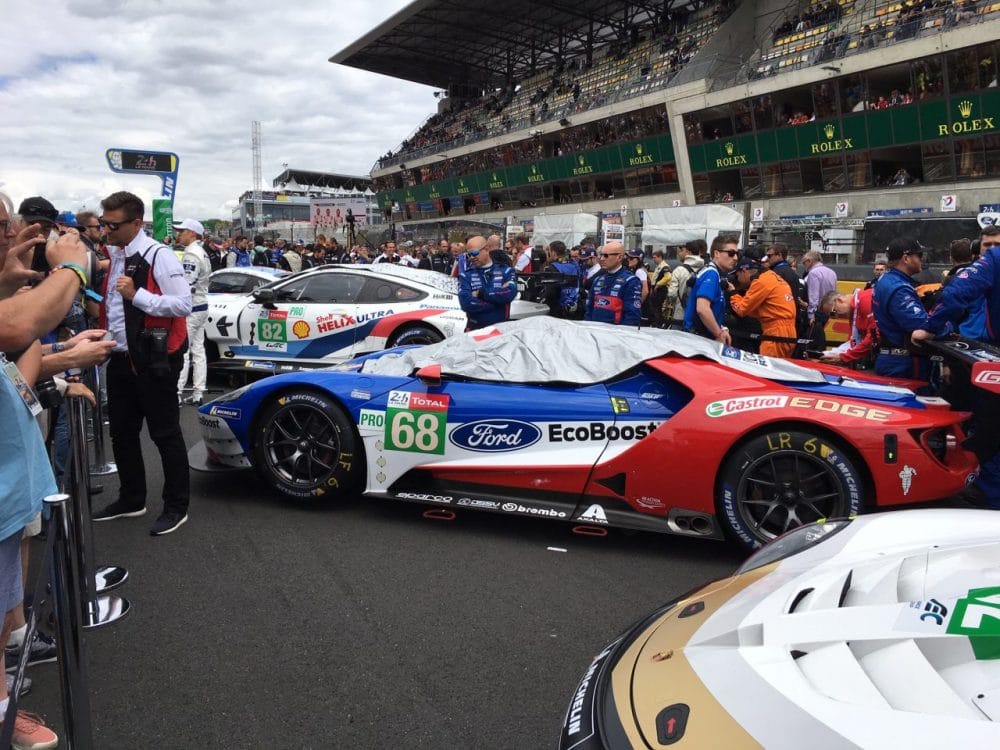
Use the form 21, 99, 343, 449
501, 502, 567, 518
706, 395, 788, 417
449, 419, 542, 452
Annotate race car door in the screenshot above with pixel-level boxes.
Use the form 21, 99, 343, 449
236, 271, 367, 363
379, 380, 619, 519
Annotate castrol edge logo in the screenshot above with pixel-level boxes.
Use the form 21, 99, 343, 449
706, 395, 787, 417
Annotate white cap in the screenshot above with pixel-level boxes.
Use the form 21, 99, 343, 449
172, 218, 204, 236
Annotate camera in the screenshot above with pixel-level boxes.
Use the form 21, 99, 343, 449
31, 234, 100, 295
34, 378, 61, 410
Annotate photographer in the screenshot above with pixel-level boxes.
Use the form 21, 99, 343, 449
90, 192, 192, 537
0, 201, 94, 748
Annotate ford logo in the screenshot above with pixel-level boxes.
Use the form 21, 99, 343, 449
449, 419, 541, 452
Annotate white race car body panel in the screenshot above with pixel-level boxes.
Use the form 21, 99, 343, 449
680, 510, 1000, 748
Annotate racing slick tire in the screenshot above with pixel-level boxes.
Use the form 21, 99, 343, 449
716, 429, 864, 550
251, 390, 363, 501
389, 325, 444, 348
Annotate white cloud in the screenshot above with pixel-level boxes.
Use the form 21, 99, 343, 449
0, 0, 435, 219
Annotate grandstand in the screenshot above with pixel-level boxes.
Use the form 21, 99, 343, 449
332, 0, 1000, 260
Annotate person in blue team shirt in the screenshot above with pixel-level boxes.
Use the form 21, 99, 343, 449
912, 225, 1000, 508
583, 241, 642, 326
871, 237, 933, 379
684, 235, 740, 345
458, 235, 517, 329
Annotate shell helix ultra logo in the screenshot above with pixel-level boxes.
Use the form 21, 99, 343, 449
715, 141, 747, 168
489, 171, 504, 189
528, 163, 544, 183
629, 142, 653, 166
811, 122, 854, 155
573, 154, 593, 176
940, 99, 994, 135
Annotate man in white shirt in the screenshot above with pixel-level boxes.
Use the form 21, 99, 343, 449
173, 218, 211, 405
92, 191, 193, 536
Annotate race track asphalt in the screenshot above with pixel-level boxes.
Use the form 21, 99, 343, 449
21, 405, 742, 749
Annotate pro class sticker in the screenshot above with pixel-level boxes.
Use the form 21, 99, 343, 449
384, 391, 450, 454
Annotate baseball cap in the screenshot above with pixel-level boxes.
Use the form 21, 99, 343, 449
885, 236, 922, 261
294, 238, 305, 246
580, 247, 596, 259
735, 255, 762, 271
17, 196, 58, 225
172, 218, 205, 236
626, 248, 644, 258
56, 210, 79, 228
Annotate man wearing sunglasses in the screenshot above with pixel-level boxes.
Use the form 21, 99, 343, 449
583, 241, 642, 326
684, 235, 739, 345
458, 235, 517, 329
871, 236, 931, 379
91, 191, 193, 536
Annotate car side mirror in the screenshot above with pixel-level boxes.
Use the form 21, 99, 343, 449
253, 287, 276, 309
415, 364, 442, 386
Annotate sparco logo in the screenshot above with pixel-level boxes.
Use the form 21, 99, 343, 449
705, 395, 788, 417
501, 502, 567, 518
449, 419, 541, 452
397, 492, 453, 504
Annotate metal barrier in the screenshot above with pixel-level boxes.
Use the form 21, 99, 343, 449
87, 365, 116, 477
0, 395, 131, 749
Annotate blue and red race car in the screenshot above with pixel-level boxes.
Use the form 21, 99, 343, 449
195, 318, 978, 549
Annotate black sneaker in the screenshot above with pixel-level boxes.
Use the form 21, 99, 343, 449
92, 500, 146, 522
5, 630, 57, 672
150, 512, 188, 536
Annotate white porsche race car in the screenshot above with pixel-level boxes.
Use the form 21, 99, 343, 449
205, 263, 549, 369
561, 509, 1000, 749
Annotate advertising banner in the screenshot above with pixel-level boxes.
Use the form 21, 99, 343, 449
106, 148, 180, 204
310, 197, 368, 229
152, 198, 173, 243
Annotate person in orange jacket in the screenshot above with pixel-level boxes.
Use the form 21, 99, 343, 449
729, 255, 798, 357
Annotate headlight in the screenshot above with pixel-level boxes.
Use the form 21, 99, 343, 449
208, 384, 252, 404
736, 518, 852, 574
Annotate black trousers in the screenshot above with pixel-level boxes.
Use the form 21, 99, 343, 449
107, 352, 189, 515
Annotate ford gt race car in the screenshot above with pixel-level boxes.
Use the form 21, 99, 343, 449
558, 509, 1000, 749
195, 318, 978, 549
204, 263, 548, 370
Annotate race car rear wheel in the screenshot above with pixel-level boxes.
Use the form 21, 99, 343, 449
252, 390, 363, 501
389, 324, 444, 347
716, 429, 864, 550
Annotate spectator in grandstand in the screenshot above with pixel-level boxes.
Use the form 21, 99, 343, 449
584, 241, 642, 327
729, 255, 798, 357
458, 236, 518, 329
872, 237, 932, 380
684, 235, 739, 345
893, 167, 914, 186
173, 219, 211, 406
666, 240, 706, 329
802, 250, 837, 323
820, 289, 877, 368
91, 190, 192, 536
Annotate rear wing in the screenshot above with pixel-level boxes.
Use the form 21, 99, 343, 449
924, 338, 1000, 394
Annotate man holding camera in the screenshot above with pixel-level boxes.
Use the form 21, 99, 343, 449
91, 192, 193, 536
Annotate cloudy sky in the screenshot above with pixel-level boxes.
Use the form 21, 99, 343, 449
0, 0, 435, 221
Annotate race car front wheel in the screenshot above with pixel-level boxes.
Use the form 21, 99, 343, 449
252, 390, 363, 501
389, 325, 444, 347
716, 429, 864, 550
